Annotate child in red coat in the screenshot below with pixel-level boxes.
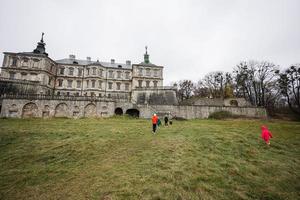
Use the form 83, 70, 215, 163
261, 125, 273, 146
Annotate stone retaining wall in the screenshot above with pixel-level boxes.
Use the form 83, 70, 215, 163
0, 98, 267, 119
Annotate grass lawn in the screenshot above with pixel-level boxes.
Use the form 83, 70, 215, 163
0, 117, 299, 200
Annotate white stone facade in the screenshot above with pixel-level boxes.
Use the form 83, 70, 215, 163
1, 51, 163, 99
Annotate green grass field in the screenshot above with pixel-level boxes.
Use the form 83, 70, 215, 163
0, 117, 299, 200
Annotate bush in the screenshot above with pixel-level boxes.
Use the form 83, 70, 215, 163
208, 111, 235, 119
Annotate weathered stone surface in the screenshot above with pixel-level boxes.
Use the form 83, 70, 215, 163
22, 102, 38, 118
84, 103, 97, 117
0, 98, 267, 119
55, 103, 69, 117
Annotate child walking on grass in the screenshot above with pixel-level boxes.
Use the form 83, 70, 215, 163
261, 125, 273, 146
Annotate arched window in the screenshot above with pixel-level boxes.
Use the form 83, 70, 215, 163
146, 68, 151, 76
60, 67, 65, 75
69, 67, 74, 76
12, 57, 18, 66
230, 100, 238, 107
138, 80, 143, 87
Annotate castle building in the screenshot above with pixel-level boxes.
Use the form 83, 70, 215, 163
0, 34, 266, 119
0, 34, 163, 99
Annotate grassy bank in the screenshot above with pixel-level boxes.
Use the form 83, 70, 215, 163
0, 117, 299, 199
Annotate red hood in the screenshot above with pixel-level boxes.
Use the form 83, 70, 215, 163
261, 125, 267, 131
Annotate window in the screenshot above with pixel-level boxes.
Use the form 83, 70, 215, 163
125, 83, 129, 91
146, 68, 150, 76
48, 77, 52, 85
91, 92, 95, 96
77, 80, 81, 88
86, 80, 89, 88
108, 94, 111, 98
98, 69, 103, 77
91, 80, 96, 88
60, 67, 65, 75
125, 72, 130, 79
58, 79, 63, 87
21, 72, 27, 79
23, 57, 29, 63
30, 73, 37, 81
153, 81, 158, 88
138, 80, 143, 87
69, 67, 74, 76
87, 68, 90, 75
108, 82, 113, 89
75, 92, 79, 96
92, 67, 96, 75
57, 92, 60, 96
146, 81, 150, 87
9, 72, 15, 79
98, 81, 102, 89
67, 80, 73, 88
99, 93, 102, 97
78, 69, 83, 76
117, 71, 121, 78
66, 92, 70, 96
33, 58, 39, 68
138, 68, 143, 76
117, 82, 121, 90
12, 57, 17, 66
109, 70, 113, 78
154, 69, 159, 77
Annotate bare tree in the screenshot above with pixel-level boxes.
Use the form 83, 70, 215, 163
197, 71, 233, 98
233, 60, 279, 108
193, 81, 210, 97
277, 64, 300, 114
174, 80, 195, 101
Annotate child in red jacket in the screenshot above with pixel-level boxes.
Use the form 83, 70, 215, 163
261, 125, 273, 146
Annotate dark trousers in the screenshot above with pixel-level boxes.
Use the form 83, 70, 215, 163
152, 124, 157, 132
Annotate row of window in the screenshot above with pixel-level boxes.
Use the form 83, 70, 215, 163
9, 57, 56, 73
9, 71, 38, 81
56, 91, 129, 99
10, 57, 41, 68
138, 68, 160, 77
138, 80, 158, 88
57, 79, 130, 91
9, 71, 54, 86
59, 67, 131, 79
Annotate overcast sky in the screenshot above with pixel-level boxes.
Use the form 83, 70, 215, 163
0, 0, 299, 85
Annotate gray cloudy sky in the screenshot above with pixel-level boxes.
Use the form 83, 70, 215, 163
0, 0, 299, 85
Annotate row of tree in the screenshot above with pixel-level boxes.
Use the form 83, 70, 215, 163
173, 61, 300, 115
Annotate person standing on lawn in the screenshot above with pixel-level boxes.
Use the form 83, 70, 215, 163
152, 113, 158, 134
157, 117, 162, 127
164, 115, 169, 126
261, 125, 273, 146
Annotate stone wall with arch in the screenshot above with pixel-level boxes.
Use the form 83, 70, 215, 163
0, 98, 267, 119
55, 103, 69, 117
84, 103, 97, 117
22, 102, 38, 118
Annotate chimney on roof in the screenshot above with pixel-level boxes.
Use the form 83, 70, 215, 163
126, 60, 131, 65
87, 57, 91, 62
69, 54, 76, 60
111, 59, 115, 64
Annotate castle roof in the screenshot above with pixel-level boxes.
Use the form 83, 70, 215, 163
55, 58, 132, 69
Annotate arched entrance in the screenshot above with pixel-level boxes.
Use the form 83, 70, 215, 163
125, 109, 140, 118
114, 107, 123, 115
22, 102, 38, 118
84, 103, 97, 117
55, 103, 69, 117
